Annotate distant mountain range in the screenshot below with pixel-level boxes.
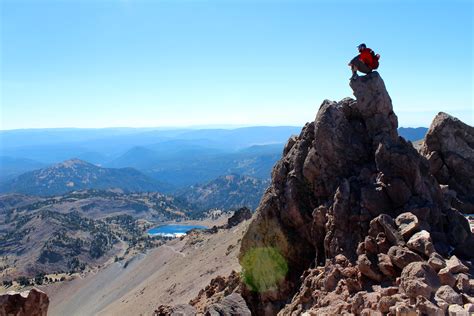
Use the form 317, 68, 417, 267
0, 156, 46, 181
0, 126, 428, 189
110, 142, 284, 188
178, 174, 270, 211
397, 127, 429, 142
0, 159, 168, 196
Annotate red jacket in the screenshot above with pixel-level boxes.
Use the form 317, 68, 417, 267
359, 48, 379, 69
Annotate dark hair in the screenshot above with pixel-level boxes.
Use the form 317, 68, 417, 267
358, 43, 366, 49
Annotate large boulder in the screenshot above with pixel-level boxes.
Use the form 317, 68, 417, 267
395, 212, 420, 240
155, 304, 197, 316
445, 255, 469, 274
399, 262, 440, 299
406, 230, 435, 257
226, 207, 252, 229
434, 285, 463, 305
0, 288, 49, 316
387, 246, 423, 269
357, 254, 383, 282
421, 112, 474, 210
206, 293, 251, 316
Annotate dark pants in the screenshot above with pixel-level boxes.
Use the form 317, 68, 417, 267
350, 56, 372, 74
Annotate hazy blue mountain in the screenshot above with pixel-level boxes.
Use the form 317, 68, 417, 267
107, 139, 225, 169
106, 146, 160, 169
0, 126, 427, 188
0, 159, 170, 196
178, 174, 270, 211
0, 156, 46, 181
175, 126, 302, 148
140, 143, 284, 188
398, 127, 428, 141
0, 126, 301, 166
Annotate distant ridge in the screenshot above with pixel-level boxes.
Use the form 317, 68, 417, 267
398, 127, 428, 141
178, 174, 269, 211
0, 158, 168, 196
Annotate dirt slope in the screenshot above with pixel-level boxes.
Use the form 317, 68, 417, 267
42, 220, 249, 316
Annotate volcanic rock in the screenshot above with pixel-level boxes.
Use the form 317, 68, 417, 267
154, 304, 197, 316
455, 273, 470, 293
435, 285, 463, 305
226, 207, 252, 229
428, 252, 446, 272
358, 254, 383, 282
399, 261, 440, 299
395, 212, 420, 240
235, 72, 473, 314
447, 304, 468, 316
377, 253, 397, 278
369, 214, 404, 247
0, 288, 49, 316
415, 296, 444, 316
438, 267, 457, 287
446, 255, 469, 274
406, 230, 435, 257
205, 293, 251, 316
387, 246, 423, 269
183, 72, 474, 315
421, 112, 474, 212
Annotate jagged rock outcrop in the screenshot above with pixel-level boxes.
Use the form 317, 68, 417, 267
421, 112, 474, 213
226, 207, 252, 229
234, 72, 474, 315
156, 271, 245, 316
0, 288, 49, 316
189, 271, 243, 315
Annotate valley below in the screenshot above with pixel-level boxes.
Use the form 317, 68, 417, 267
41, 217, 248, 316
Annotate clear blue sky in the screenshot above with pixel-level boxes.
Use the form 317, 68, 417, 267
1, 0, 472, 129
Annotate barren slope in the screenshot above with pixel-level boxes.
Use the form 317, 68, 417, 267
43, 219, 249, 316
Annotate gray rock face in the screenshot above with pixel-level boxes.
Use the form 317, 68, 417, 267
0, 288, 49, 316
206, 293, 251, 316
236, 72, 473, 315
226, 207, 252, 229
421, 112, 474, 211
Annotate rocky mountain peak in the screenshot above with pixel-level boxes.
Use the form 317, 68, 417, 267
233, 72, 474, 315
55, 158, 92, 168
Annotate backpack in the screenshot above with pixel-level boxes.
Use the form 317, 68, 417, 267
370, 50, 380, 69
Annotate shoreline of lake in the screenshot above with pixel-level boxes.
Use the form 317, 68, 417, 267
147, 224, 208, 237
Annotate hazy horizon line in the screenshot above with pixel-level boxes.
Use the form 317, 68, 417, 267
0, 124, 430, 132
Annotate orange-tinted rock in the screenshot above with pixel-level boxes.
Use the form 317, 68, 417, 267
0, 288, 49, 316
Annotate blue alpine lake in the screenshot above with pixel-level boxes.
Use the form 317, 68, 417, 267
147, 224, 208, 237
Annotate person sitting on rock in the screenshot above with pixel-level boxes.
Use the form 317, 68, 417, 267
348, 43, 380, 80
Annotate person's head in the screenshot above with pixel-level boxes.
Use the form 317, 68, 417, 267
357, 43, 366, 52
